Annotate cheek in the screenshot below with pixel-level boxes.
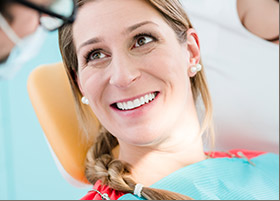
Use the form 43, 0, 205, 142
79, 70, 111, 125
0, 32, 13, 57
144, 47, 189, 82
79, 69, 104, 103
11, 6, 39, 38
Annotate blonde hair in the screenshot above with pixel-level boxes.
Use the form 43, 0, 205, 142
59, 0, 214, 199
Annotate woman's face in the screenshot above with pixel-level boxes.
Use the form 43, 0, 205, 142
74, 0, 199, 146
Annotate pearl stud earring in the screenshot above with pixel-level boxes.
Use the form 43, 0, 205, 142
81, 96, 89, 105
190, 64, 202, 73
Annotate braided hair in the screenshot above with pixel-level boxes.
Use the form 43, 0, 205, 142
85, 126, 194, 200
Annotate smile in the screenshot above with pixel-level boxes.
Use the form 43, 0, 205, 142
112, 92, 159, 111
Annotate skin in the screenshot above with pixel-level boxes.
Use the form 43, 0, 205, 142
237, 0, 279, 44
74, 0, 206, 186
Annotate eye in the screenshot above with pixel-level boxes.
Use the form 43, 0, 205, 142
82, 48, 111, 68
84, 48, 109, 64
88, 51, 106, 61
134, 35, 154, 48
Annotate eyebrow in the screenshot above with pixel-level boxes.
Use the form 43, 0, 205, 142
77, 21, 158, 52
124, 21, 158, 34
77, 37, 103, 53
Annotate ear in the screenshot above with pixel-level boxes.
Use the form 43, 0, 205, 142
186, 29, 201, 77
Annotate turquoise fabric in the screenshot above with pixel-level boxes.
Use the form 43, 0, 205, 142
118, 153, 279, 200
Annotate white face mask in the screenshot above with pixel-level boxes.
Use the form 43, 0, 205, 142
0, 13, 47, 80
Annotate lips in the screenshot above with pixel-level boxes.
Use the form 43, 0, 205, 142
111, 91, 159, 111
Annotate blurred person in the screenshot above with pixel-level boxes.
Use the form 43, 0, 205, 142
0, 0, 76, 79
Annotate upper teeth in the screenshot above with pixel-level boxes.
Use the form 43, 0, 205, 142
116, 92, 156, 110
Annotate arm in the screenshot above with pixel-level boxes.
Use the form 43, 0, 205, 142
237, 0, 279, 43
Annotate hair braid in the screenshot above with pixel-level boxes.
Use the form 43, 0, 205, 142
85, 127, 134, 191
85, 127, 194, 200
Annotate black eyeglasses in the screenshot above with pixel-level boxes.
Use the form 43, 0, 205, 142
13, 0, 76, 31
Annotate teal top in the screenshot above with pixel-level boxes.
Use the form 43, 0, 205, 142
118, 153, 279, 200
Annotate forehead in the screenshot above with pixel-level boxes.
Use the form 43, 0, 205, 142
73, 0, 167, 46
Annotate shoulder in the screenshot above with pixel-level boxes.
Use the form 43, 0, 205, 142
81, 180, 126, 200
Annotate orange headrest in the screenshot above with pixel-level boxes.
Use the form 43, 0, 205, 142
27, 62, 92, 184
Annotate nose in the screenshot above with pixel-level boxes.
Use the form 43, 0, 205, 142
109, 54, 141, 88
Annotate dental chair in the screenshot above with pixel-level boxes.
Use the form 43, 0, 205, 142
27, 62, 93, 187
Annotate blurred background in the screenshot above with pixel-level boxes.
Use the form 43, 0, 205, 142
0, 30, 89, 200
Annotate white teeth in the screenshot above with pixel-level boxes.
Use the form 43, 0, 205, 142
127, 101, 133, 109
133, 99, 141, 107
115, 92, 157, 110
140, 97, 145, 105
123, 102, 127, 109
116, 102, 124, 110
144, 94, 149, 103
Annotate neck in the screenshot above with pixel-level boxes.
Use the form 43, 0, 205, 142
118, 129, 206, 186
117, 93, 206, 186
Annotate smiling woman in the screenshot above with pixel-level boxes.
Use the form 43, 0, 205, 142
58, 0, 278, 200
61, 0, 212, 147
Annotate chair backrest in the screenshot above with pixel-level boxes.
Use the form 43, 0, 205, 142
27, 62, 93, 185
